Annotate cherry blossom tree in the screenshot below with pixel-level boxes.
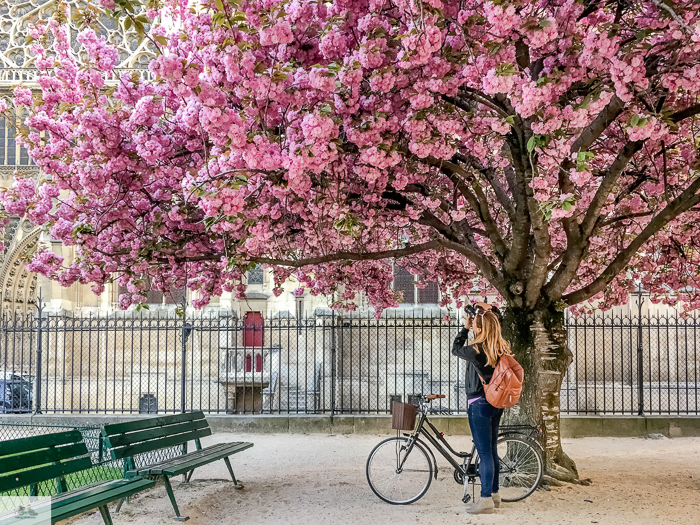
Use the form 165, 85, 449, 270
3, 0, 700, 482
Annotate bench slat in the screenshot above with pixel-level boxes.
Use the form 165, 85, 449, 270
154, 443, 254, 477
51, 478, 155, 519
129, 442, 253, 477
104, 419, 209, 449
0, 430, 83, 458
108, 428, 212, 460
0, 457, 92, 493
0, 478, 156, 525
102, 411, 206, 436
0, 443, 88, 475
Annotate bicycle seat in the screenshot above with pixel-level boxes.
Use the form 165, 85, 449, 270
426, 394, 446, 399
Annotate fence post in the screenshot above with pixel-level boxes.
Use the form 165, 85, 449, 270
180, 295, 191, 414
636, 288, 645, 416
330, 309, 336, 418
34, 290, 45, 415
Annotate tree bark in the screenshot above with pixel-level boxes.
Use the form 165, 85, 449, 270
501, 306, 591, 485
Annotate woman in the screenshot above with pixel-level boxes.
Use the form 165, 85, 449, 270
452, 303, 512, 515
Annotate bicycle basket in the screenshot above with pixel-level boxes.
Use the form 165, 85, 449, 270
391, 401, 417, 430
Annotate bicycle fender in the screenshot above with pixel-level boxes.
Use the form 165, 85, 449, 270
497, 432, 545, 453
414, 436, 439, 480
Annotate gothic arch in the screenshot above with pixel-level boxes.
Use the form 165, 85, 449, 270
0, 225, 40, 314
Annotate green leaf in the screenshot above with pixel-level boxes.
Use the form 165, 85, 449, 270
527, 135, 536, 153
320, 105, 332, 115
495, 62, 517, 77
215, 0, 224, 11
562, 201, 572, 211
539, 19, 551, 28
505, 115, 515, 125
155, 35, 167, 45
630, 114, 640, 127
124, 17, 132, 30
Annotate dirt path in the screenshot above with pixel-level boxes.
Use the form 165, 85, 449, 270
73, 434, 700, 525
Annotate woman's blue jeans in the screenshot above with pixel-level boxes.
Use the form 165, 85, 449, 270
468, 398, 504, 498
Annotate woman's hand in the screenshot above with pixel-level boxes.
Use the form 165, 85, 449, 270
463, 315, 472, 329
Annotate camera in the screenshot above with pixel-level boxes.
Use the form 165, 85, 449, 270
463, 304, 477, 317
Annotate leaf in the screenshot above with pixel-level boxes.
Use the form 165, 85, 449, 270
630, 114, 640, 127
562, 201, 572, 211
155, 35, 167, 45
134, 20, 145, 40
539, 19, 551, 28
215, 0, 224, 11
527, 135, 536, 153
124, 16, 132, 30
505, 115, 515, 126
320, 105, 332, 115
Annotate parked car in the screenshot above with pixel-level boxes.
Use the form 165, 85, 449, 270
0, 372, 32, 413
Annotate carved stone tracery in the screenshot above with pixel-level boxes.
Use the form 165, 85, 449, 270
0, 0, 158, 73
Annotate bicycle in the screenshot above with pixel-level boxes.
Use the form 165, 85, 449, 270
366, 394, 544, 505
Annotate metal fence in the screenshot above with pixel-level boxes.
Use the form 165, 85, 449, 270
0, 422, 182, 507
0, 305, 698, 416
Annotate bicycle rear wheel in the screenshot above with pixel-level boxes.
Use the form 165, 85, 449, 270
497, 436, 543, 502
366, 437, 433, 504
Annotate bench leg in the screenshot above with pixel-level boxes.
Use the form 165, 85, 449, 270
223, 457, 244, 489
98, 505, 114, 525
185, 469, 195, 482
162, 476, 189, 521
115, 497, 127, 513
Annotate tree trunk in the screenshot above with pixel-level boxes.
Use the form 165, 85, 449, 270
501, 306, 590, 485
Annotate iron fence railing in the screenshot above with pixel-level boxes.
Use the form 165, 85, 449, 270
0, 304, 698, 416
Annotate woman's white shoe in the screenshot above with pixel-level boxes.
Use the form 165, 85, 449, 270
467, 497, 495, 514
492, 492, 501, 508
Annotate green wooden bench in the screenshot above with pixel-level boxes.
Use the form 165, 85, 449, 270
102, 411, 253, 521
0, 430, 155, 525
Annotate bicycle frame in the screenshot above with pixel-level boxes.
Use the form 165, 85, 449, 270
400, 407, 476, 481
398, 402, 544, 481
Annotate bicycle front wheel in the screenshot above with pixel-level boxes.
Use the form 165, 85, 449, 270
497, 436, 543, 502
366, 437, 433, 504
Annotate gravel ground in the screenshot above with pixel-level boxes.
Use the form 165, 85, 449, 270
71, 433, 700, 525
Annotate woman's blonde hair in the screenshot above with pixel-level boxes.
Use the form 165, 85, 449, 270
472, 311, 512, 367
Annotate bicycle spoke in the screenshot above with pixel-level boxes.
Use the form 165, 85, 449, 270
367, 437, 432, 505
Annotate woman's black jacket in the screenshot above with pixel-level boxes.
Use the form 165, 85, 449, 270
452, 327, 495, 401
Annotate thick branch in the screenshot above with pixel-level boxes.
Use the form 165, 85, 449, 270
437, 238, 510, 300
421, 156, 510, 258
580, 140, 644, 238
669, 103, 700, 123
231, 240, 444, 267
564, 177, 700, 305
570, 95, 625, 154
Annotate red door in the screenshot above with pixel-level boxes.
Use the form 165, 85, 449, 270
255, 353, 263, 372
243, 311, 264, 347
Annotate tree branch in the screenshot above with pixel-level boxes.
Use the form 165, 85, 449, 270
669, 103, 700, 123
437, 238, 510, 300
564, 177, 700, 305
580, 140, 644, 239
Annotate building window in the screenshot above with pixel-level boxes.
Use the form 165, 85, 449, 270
119, 281, 185, 305
394, 266, 439, 305
394, 266, 415, 304
0, 111, 35, 167
248, 265, 264, 285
